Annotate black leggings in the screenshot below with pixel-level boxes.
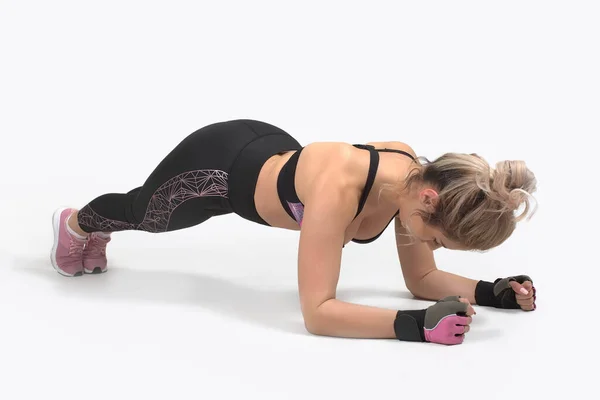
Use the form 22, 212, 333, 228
77, 119, 302, 233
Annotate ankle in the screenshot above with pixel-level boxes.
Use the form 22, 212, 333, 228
67, 211, 89, 237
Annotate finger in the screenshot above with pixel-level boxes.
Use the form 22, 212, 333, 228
510, 280, 529, 296
518, 296, 535, 304
516, 291, 534, 300
454, 316, 472, 330
453, 316, 471, 327
518, 298, 535, 306
516, 282, 534, 300
449, 334, 465, 345
452, 321, 471, 336
521, 303, 535, 311
519, 297, 535, 311
458, 297, 476, 315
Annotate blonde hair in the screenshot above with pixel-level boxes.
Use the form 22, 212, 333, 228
399, 153, 538, 251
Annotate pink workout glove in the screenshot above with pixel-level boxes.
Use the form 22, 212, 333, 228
393, 296, 474, 345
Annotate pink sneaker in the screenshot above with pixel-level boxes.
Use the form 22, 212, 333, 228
50, 207, 87, 277
82, 232, 111, 274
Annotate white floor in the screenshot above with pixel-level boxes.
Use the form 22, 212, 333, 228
1, 1, 598, 399
1, 198, 595, 399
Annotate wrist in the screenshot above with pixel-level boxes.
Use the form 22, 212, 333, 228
474, 280, 500, 307
393, 309, 426, 342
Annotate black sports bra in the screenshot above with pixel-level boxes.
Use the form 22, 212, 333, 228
276, 144, 415, 244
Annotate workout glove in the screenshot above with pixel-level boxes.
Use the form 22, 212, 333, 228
475, 275, 535, 309
394, 296, 471, 345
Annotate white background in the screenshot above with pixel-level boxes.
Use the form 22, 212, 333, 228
1, 1, 598, 399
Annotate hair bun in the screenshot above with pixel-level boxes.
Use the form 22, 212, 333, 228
491, 160, 538, 221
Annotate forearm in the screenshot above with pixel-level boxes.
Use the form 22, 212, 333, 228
409, 269, 478, 304
306, 299, 398, 339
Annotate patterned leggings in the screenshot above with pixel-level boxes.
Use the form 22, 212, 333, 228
77, 119, 299, 233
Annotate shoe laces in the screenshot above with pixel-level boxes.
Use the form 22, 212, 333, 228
86, 235, 108, 256
68, 238, 86, 256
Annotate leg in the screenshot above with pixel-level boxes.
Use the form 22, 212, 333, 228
75, 167, 229, 234
73, 180, 225, 274
51, 120, 252, 277
68, 187, 142, 236
74, 121, 238, 235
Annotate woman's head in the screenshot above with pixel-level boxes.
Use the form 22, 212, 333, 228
395, 153, 537, 251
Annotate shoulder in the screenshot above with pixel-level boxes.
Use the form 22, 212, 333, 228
365, 141, 417, 159
300, 142, 363, 189
296, 142, 365, 211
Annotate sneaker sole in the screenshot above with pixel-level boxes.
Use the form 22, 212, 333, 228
84, 267, 107, 274
50, 207, 83, 278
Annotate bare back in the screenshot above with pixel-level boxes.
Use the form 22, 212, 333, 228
253, 141, 417, 245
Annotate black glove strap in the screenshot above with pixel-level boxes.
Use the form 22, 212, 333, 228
394, 310, 426, 342
475, 280, 500, 307
476, 277, 529, 309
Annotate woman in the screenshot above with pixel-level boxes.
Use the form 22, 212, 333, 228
50, 119, 538, 345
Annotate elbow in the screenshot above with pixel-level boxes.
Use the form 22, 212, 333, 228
406, 279, 425, 299
301, 300, 331, 335
303, 317, 322, 335
406, 269, 437, 299
303, 313, 324, 335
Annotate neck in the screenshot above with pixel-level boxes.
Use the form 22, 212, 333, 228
372, 157, 421, 211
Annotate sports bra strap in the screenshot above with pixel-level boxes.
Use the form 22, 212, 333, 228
354, 145, 379, 217
356, 144, 415, 160
376, 148, 415, 160
351, 143, 415, 219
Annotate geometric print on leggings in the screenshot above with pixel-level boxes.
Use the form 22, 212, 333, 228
78, 169, 229, 233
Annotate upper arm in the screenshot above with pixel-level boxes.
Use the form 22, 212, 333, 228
365, 141, 435, 288
394, 215, 438, 292
296, 169, 357, 321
